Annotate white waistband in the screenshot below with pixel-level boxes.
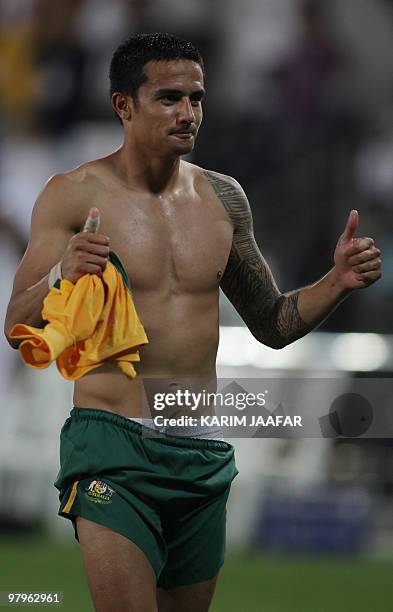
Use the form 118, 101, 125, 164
127, 417, 224, 441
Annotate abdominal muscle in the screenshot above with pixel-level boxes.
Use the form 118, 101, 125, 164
73, 291, 220, 418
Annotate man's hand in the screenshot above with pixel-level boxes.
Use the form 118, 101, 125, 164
334, 210, 382, 291
61, 207, 110, 283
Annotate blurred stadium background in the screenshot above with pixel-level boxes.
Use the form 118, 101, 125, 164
1, 0, 393, 610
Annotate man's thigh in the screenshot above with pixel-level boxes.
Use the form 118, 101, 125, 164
76, 517, 158, 612
157, 576, 218, 612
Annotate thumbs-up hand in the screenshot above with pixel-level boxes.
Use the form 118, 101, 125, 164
334, 210, 382, 290
61, 207, 110, 283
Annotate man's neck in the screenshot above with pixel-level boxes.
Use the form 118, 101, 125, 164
114, 142, 181, 194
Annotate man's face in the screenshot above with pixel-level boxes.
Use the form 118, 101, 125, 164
129, 59, 205, 156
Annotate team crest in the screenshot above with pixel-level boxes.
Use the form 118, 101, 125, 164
85, 480, 115, 504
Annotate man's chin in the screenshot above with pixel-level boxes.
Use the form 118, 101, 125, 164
169, 140, 195, 156
167, 133, 196, 153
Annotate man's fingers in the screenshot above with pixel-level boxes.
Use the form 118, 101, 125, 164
83, 233, 110, 246
341, 209, 359, 242
344, 237, 375, 257
352, 259, 382, 274
81, 263, 105, 276
80, 241, 110, 257
83, 207, 100, 233
347, 246, 380, 265
71, 233, 109, 249
78, 253, 108, 266
355, 270, 382, 284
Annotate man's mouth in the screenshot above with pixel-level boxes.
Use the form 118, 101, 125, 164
170, 130, 194, 139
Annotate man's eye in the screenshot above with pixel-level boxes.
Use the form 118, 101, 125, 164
162, 96, 178, 104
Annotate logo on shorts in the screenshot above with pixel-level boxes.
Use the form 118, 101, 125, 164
84, 480, 115, 504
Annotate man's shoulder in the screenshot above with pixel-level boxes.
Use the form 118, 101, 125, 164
34, 160, 107, 232
45, 159, 104, 195
184, 161, 242, 192
186, 162, 247, 206
188, 164, 250, 226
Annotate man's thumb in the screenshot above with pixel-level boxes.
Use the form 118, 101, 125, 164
341, 209, 359, 242
83, 207, 100, 233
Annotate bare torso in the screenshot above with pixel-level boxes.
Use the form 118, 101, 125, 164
71, 153, 233, 417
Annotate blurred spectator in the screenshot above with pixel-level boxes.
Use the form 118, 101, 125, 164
30, 0, 86, 136
274, 0, 345, 127
0, 1, 37, 132
0, 0, 87, 136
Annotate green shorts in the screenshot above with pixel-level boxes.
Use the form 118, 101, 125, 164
54, 407, 238, 589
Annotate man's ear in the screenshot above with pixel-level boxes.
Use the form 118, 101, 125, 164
111, 93, 132, 122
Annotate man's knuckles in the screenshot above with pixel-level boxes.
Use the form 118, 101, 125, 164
355, 237, 374, 248
356, 270, 382, 283
348, 248, 380, 265
344, 237, 374, 255
73, 244, 109, 257
76, 255, 107, 270
71, 232, 109, 246
352, 258, 382, 273
345, 244, 380, 259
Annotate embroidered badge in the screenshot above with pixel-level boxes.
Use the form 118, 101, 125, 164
84, 480, 115, 504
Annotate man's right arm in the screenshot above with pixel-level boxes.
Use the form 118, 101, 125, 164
204, 170, 381, 349
4, 173, 109, 348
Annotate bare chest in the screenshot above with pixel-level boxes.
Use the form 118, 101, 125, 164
95, 189, 233, 292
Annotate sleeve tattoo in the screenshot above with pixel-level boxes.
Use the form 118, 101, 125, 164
203, 170, 313, 348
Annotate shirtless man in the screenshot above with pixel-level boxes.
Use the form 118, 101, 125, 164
4, 33, 381, 612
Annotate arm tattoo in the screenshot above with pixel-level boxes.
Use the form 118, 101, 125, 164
203, 169, 311, 348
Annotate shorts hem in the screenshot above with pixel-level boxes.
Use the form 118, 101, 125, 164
157, 558, 225, 590
58, 507, 164, 579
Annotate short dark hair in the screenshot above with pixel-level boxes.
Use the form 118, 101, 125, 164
109, 32, 205, 101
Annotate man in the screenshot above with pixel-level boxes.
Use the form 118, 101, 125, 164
4, 33, 381, 612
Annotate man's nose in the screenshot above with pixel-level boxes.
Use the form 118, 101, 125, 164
177, 97, 195, 124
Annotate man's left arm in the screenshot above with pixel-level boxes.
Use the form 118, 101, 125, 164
204, 170, 382, 349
